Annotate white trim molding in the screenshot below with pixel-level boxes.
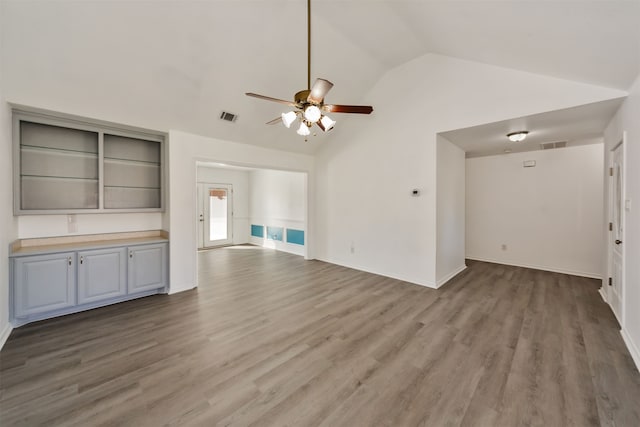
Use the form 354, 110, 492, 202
598, 287, 608, 303
318, 257, 437, 289
0, 324, 13, 351
465, 256, 602, 279
621, 328, 640, 371
436, 264, 467, 288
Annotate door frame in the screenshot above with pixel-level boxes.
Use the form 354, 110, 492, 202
607, 132, 626, 326
197, 182, 234, 249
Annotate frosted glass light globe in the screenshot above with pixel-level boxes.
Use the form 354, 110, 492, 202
320, 115, 336, 131
303, 105, 322, 123
281, 111, 297, 128
296, 122, 311, 136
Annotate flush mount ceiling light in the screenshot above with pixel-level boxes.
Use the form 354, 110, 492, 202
507, 131, 529, 142
245, 0, 373, 140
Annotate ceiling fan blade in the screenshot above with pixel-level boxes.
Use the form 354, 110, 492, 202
245, 93, 296, 107
266, 116, 283, 125
322, 104, 373, 114
307, 79, 334, 104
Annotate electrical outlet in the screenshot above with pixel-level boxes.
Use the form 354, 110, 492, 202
350, 242, 355, 254
67, 214, 77, 233
501, 244, 507, 251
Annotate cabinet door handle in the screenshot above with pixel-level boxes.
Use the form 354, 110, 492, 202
130, 251, 133, 258
80, 256, 84, 264
68, 257, 72, 266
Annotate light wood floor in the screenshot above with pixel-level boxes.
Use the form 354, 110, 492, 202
1, 246, 639, 426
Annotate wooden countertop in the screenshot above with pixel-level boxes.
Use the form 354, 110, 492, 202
10, 230, 169, 257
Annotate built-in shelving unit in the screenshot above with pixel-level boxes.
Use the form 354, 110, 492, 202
20, 121, 99, 210
103, 134, 161, 209
13, 109, 165, 214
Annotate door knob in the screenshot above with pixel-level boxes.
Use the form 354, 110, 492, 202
615, 239, 622, 245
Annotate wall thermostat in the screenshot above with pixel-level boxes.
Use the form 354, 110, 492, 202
411, 189, 420, 197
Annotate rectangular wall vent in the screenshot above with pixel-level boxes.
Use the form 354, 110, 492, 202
220, 111, 237, 122
540, 141, 567, 150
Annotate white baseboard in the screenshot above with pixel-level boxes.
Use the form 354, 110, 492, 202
317, 257, 437, 289
598, 287, 608, 303
465, 256, 602, 279
249, 237, 305, 257
597, 288, 624, 327
0, 323, 13, 351
621, 328, 640, 372
436, 264, 467, 288
168, 284, 196, 295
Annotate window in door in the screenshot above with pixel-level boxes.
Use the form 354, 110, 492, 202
199, 184, 233, 248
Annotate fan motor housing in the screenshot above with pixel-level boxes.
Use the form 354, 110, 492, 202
294, 89, 313, 106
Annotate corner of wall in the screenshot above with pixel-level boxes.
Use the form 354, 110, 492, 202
435, 264, 467, 288
435, 135, 466, 285
1, 54, 17, 350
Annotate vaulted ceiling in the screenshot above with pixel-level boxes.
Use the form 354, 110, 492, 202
2, 1, 639, 154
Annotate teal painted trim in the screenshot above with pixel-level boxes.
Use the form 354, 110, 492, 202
286, 229, 305, 245
251, 224, 264, 238
266, 226, 283, 241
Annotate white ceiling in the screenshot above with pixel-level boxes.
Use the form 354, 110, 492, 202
2, 1, 639, 155
440, 98, 625, 158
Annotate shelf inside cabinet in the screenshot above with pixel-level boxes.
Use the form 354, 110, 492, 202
14, 111, 165, 213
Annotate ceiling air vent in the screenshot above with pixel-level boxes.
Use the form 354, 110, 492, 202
540, 141, 567, 150
220, 111, 238, 123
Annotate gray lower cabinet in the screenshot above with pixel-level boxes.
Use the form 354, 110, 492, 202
78, 247, 127, 304
13, 252, 75, 317
128, 243, 167, 293
11, 241, 168, 326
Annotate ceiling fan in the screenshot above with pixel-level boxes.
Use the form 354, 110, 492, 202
245, 0, 373, 139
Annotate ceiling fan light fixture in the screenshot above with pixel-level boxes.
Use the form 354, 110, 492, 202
320, 115, 335, 131
281, 111, 297, 128
245, 0, 373, 139
303, 105, 322, 123
296, 122, 311, 136
507, 131, 529, 142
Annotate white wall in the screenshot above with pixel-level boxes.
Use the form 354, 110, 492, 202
436, 136, 466, 286
315, 53, 626, 288
0, 11, 18, 347
167, 130, 314, 294
466, 144, 604, 278
604, 73, 640, 370
17, 213, 163, 239
197, 166, 250, 246
249, 169, 306, 256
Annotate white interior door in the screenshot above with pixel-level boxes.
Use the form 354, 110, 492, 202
197, 183, 205, 249
609, 141, 624, 321
203, 184, 233, 247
